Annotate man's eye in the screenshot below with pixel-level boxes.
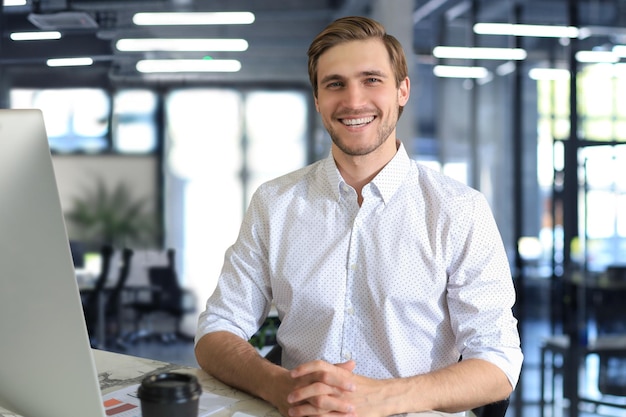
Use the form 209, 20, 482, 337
327, 82, 343, 88
366, 78, 380, 83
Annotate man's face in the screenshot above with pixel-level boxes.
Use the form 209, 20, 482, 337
314, 38, 409, 157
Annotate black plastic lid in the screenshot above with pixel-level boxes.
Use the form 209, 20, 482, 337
137, 373, 202, 404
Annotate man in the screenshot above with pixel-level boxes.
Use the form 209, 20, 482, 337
195, 15, 523, 417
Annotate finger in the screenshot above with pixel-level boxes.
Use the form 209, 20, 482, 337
290, 360, 332, 378
288, 381, 344, 404
335, 360, 356, 372
287, 395, 355, 417
290, 361, 356, 392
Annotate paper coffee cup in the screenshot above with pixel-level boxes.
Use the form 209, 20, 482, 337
138, 372, 201, 417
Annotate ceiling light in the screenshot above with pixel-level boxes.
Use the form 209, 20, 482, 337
133, 12, 255, 26
10, 31, 62, 41
613, 45, 626, 58
579, 26, 626, 40
3, 0, 26, 5
433, 65, 489, 78
116, 38, 248, 52
575, 50, 619, 63
28, 12, 98, 30
474, 23, 579, 38
528, 68, 571, 80
433, 46, 527, 60
136, 59, 242, 73
46, 57, 94, 67
495, 61, 516, 76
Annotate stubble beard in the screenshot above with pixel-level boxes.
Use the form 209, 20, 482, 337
327, 107, 399, 157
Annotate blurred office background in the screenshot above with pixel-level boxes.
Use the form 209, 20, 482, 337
2, 0, 626, 416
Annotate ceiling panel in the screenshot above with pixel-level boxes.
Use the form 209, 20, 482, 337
1, 0, 625, 87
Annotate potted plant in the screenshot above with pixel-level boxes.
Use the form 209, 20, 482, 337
65, 177, 160, 250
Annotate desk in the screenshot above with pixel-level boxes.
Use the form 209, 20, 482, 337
0, 350, 474, 417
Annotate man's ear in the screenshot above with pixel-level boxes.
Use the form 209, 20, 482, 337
398, 77, 410, 106
314, 95, 320, 112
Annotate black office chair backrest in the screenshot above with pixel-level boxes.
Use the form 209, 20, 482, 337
147, 248, 184, 314
83, 244, 114, 332
105, 247, 134, 317
93, 245, 114, 293
472, 398, 509, 417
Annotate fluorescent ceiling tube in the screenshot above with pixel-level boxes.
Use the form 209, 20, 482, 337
575, 50, 619, 63
47, 57, 93, 67
474, 23, 579, 38
495, 61, 516, 76
133, 12, 255, 26
136, 59, 242, 73
10, 31, 61, 41
613, 45, 626, 57
433, 65, 489, 78
4, 0, 27, 5
116, 38, 248, 52
433, 46, 527, 60
528, 68, 571, 80
578, 26, 626, 39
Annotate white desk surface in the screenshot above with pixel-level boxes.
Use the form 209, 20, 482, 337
0, 349, 471, 417
96, 350, 472, 417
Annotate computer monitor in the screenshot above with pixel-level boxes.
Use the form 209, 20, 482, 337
0, 109, 107, 417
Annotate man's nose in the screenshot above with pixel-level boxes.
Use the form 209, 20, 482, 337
341, 84, 367, 108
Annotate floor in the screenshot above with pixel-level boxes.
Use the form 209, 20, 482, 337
103, 279, 626, 417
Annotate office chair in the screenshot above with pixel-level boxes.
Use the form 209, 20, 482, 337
83, 244, 114, 346
103, 247, 134, 349
471, 398, 509, 417
540, 274, 626, 417
591, 282, 626, 399
125, 248, 195, 344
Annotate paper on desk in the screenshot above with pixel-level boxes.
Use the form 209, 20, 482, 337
102, 384, 238, 417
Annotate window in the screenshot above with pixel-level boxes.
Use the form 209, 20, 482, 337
10, 87, 159, 154
113, 89, 158, 153
11, 88, 110, 153
579, 64, 626, 142
536, 63, 626, 273
163, 88, 309, 307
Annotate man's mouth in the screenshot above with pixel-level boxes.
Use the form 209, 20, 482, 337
340, 116, 375, 127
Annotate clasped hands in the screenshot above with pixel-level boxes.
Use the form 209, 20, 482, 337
284, 359, 386, 417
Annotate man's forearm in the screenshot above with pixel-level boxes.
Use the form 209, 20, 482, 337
194, 331, 292, 412
386, 358, 513, 414
287, 358, 512, 417
196, 334, 512, 416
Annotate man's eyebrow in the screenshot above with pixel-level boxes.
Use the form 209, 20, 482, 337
319, 74, 345, 85
319, 70, 388, 85
361, 70, 387, 78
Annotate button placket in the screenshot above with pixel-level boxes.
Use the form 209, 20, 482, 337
341, 203, 362, 364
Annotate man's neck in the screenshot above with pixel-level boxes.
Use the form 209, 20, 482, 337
332, 138, 399, 205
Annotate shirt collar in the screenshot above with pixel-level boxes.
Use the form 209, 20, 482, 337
370, 141, 411, 204
322, 141, 411, 204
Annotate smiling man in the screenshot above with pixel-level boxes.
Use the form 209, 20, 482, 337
195, 16, 523, 417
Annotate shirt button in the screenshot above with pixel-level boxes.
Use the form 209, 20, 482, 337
346, 306, 354, 315
343, 352, 352, 360
350, 264, 358, 271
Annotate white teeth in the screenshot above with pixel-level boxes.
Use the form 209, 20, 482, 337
342, 116, 374, 126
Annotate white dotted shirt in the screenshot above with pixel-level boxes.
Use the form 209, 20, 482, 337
196, 142, 523, 388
